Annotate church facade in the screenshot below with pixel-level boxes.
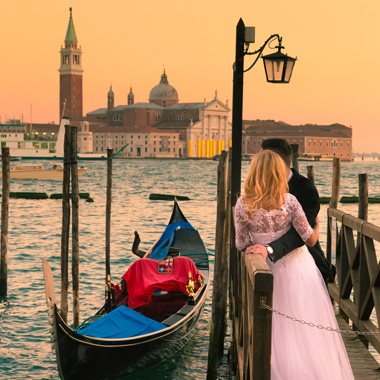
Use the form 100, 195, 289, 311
85, 70, 232, 158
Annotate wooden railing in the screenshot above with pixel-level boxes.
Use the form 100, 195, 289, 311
327, 207, 380, 354
229, 242, 273, 380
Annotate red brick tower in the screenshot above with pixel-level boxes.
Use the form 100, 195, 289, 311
59, 8, 83, 120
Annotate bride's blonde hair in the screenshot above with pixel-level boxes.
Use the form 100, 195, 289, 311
242, 150, 289, 214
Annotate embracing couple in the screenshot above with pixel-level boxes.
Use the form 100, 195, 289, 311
234, 139, 354, 379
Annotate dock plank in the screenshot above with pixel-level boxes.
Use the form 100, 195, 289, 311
336, 315, 380, 379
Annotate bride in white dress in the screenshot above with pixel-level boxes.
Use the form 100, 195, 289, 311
234, 150, 354, 380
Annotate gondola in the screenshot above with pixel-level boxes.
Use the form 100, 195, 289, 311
43, 200, 210, 380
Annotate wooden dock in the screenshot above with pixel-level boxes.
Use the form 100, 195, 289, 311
336, 314, 380, 379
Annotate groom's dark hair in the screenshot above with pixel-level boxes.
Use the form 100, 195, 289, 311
261, 138, 292, 167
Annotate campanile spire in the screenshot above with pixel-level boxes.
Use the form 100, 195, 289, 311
59, 8, 83, 120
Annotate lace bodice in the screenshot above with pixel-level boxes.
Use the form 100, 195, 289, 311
234, 193, 313, 251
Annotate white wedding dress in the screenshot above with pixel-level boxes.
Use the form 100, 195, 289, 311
235, 193, 354, 380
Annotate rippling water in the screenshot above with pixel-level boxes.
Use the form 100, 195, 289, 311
0, 159, 380, 379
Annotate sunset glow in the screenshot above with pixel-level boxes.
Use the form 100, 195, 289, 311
1, 1, 379, 152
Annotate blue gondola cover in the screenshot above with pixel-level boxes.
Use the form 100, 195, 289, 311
148, 221, 194, 260
76, 305, 166, 339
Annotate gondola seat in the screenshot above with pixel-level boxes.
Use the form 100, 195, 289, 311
122, 256, 202, 310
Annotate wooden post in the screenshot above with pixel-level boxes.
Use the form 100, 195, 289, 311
105, 148, 113, 283
358, 173, 368, 221
230, 19, 245, 209
356, 173, 369, 348
61, 124, 71, 323
71, 126, 80, 328
0, 148, 10, 296
307, 165, 314, 183
207, 150, 230, 379
329, 158, 341, 209
291, 144, 299, 172
231, 254, 273, 379
247, 255, 273, 380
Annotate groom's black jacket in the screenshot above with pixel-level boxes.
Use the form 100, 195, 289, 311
269, 168, 336, 283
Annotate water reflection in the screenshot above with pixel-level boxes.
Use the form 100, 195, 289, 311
1, 159, 380, 378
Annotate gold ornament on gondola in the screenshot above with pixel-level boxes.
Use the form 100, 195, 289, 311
186, 271, 195, 296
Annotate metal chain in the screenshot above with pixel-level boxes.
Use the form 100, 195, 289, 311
262, 302, 380, 336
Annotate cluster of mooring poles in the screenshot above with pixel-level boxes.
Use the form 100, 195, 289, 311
60, 122, 114, 328
60, 124, 80, 326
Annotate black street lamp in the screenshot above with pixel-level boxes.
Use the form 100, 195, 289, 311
228, 20, 296, 379
230, 18, 296, 207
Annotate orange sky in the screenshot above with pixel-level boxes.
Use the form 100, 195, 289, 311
1, 1, 379, 153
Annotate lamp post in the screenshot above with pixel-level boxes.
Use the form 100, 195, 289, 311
229, 18, 296, 378
230, 18, 297, 207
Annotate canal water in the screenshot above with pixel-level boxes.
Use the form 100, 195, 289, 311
0, 158, 380, 379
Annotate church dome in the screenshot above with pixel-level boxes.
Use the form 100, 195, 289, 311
149, 70, 179, 106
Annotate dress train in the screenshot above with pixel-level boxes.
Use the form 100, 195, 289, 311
267, 246, 354, 380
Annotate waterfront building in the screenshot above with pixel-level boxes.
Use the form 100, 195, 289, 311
76, 120, 181, 158
242, 120, 352, 161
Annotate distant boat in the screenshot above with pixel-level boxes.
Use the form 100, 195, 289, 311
298, 154, 333, 162
0, 156, 22, 161
0, 117, 107, 160
0, 163, 87, 180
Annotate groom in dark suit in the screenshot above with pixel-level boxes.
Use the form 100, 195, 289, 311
261, 138, 335, 284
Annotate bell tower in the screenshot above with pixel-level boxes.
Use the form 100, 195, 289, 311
107, 86, 114, 111
59, 8, 83, 120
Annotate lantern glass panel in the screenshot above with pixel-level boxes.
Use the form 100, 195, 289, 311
264, 58, 285, 82
274, 60, 285, 82
283, 59, 296, 83
263, 59, 273, 81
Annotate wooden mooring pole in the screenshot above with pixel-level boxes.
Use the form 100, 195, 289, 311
358, 173, 368, 221
326, 157, 340, 265
307, 165, 314, 183
356, 172, 369, 348
329, 158, 341, 209
105, 148, 113, 283
291, 143, 299, 172
60, 124, 71, 323
0, 148, 10, 297
71, 126, 80, 328
207, 150, 230, 380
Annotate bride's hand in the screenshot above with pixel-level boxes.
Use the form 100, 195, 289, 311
246, 244, 268, 259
